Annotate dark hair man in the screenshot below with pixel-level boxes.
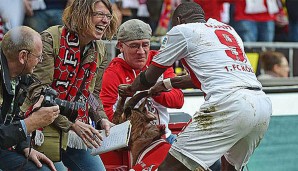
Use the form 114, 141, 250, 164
119, 2, 272, 171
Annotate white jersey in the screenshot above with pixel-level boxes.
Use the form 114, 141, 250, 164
153, 18, 262, 103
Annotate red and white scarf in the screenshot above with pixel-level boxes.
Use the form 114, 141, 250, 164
52, 27, 97, 124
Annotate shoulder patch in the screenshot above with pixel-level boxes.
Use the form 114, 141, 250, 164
159, 36, 168, 51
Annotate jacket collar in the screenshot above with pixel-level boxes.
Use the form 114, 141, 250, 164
0, 49, 14, 95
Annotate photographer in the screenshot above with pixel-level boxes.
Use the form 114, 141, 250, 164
0, 26, 59, 170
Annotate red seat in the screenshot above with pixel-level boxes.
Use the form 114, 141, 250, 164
100, 150, 131, 171
168, 122, 189, 135
105, 165, 128, 171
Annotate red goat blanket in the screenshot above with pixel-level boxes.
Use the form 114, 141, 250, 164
131, 139, 171, 171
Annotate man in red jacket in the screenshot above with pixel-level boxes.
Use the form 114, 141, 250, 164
100, 19, 184, 144
230, 0, 284, 42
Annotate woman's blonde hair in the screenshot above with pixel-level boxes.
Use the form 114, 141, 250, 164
62, 0, 119, 40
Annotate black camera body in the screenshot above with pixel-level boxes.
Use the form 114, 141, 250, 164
41, 87, 84, 122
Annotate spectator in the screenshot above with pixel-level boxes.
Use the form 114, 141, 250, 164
258, 51, 289, 79
20, 0, 118, 170
193, 0, 229, 23
100, 19, 184, 144
23, 0, 69, 33
230, 0, 284, 42
0, 26, 59, 171
120, 0, 139, 23
119, 2, 272, 171
146, 0, 163, 34
285, 0, 298, 42
0, 0, 24, 29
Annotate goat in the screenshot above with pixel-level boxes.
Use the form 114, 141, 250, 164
112, 91, 166, 166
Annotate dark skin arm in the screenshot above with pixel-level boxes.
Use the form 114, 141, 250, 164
118, 64, 197, 97
149, 75, 196, 96
118, 65, 166, 97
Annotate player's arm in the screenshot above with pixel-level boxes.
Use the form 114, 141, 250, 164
134, 64, 166, 90
170, 75, 197, 89
152, 67, 184, 109
149, 75, 196, 96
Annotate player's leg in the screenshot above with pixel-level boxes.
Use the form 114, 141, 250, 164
159, 153, 192, 171
223, 89, 272, 171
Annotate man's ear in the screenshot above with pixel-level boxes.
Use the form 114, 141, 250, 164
172, 16, 180, 27
18, 50, 27, 64
116, 41, 124, 52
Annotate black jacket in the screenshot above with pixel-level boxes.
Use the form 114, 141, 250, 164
0, 51, 29, 152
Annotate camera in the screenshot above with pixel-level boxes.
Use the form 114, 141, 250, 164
41, 87, 84, 122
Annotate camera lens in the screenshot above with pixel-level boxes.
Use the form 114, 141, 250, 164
54, 99, 83, 122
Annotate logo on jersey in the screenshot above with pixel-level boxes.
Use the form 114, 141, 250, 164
126, 77, 131, 83
159, 36, 168, 51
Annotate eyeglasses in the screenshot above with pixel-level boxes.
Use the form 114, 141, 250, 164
20, 49, 43, 62
92, 11, 113, 21
122, 42, 150, 50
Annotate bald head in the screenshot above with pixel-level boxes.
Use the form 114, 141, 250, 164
172, 2, 205, 27
1, 26, 41, 62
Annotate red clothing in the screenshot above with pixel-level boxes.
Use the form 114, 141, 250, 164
193, 0, 226, 21
231, 0, 281, 22
100, 50, 184, 122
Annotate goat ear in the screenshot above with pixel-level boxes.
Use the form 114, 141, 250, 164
124, 106, 132, 118
124, 91, 149, 114
123, 91, 150, 119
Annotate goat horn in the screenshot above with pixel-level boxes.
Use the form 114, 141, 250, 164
113, 96, 127, 124
124, 91, 149, 115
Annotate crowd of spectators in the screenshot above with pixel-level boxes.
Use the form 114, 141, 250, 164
1, 0, 296, 79
1, 0, 298, 43
0, 1, 295, 170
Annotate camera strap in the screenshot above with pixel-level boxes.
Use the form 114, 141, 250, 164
88, 93, 99, 112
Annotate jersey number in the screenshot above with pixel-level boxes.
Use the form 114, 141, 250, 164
215, 30, 246, 62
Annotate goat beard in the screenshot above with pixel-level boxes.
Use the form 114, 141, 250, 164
129, 112, 166, 165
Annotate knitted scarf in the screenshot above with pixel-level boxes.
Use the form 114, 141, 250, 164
52, 27, 97, 124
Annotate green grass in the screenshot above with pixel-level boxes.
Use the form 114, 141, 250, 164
247, 115, 298, 171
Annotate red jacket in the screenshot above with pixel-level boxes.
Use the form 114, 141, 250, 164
100, 50, 184, 125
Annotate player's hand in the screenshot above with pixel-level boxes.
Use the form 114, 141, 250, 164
149, 81, 169, 96
71, 120, 103, 148
23, 148, 57, 171
118, 84, 135, 97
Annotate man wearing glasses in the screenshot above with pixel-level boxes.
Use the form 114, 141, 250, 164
100, 19, 184, 144
0, 26, 59, 170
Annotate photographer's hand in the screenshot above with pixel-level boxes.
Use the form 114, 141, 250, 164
71, 120, 103, 148
23, 148, 57, 171
24, 96, 60, 133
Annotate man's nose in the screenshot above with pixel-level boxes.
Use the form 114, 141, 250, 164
137, 46, 146, 53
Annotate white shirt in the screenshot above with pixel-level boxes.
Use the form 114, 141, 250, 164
153, 19, 262, 103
